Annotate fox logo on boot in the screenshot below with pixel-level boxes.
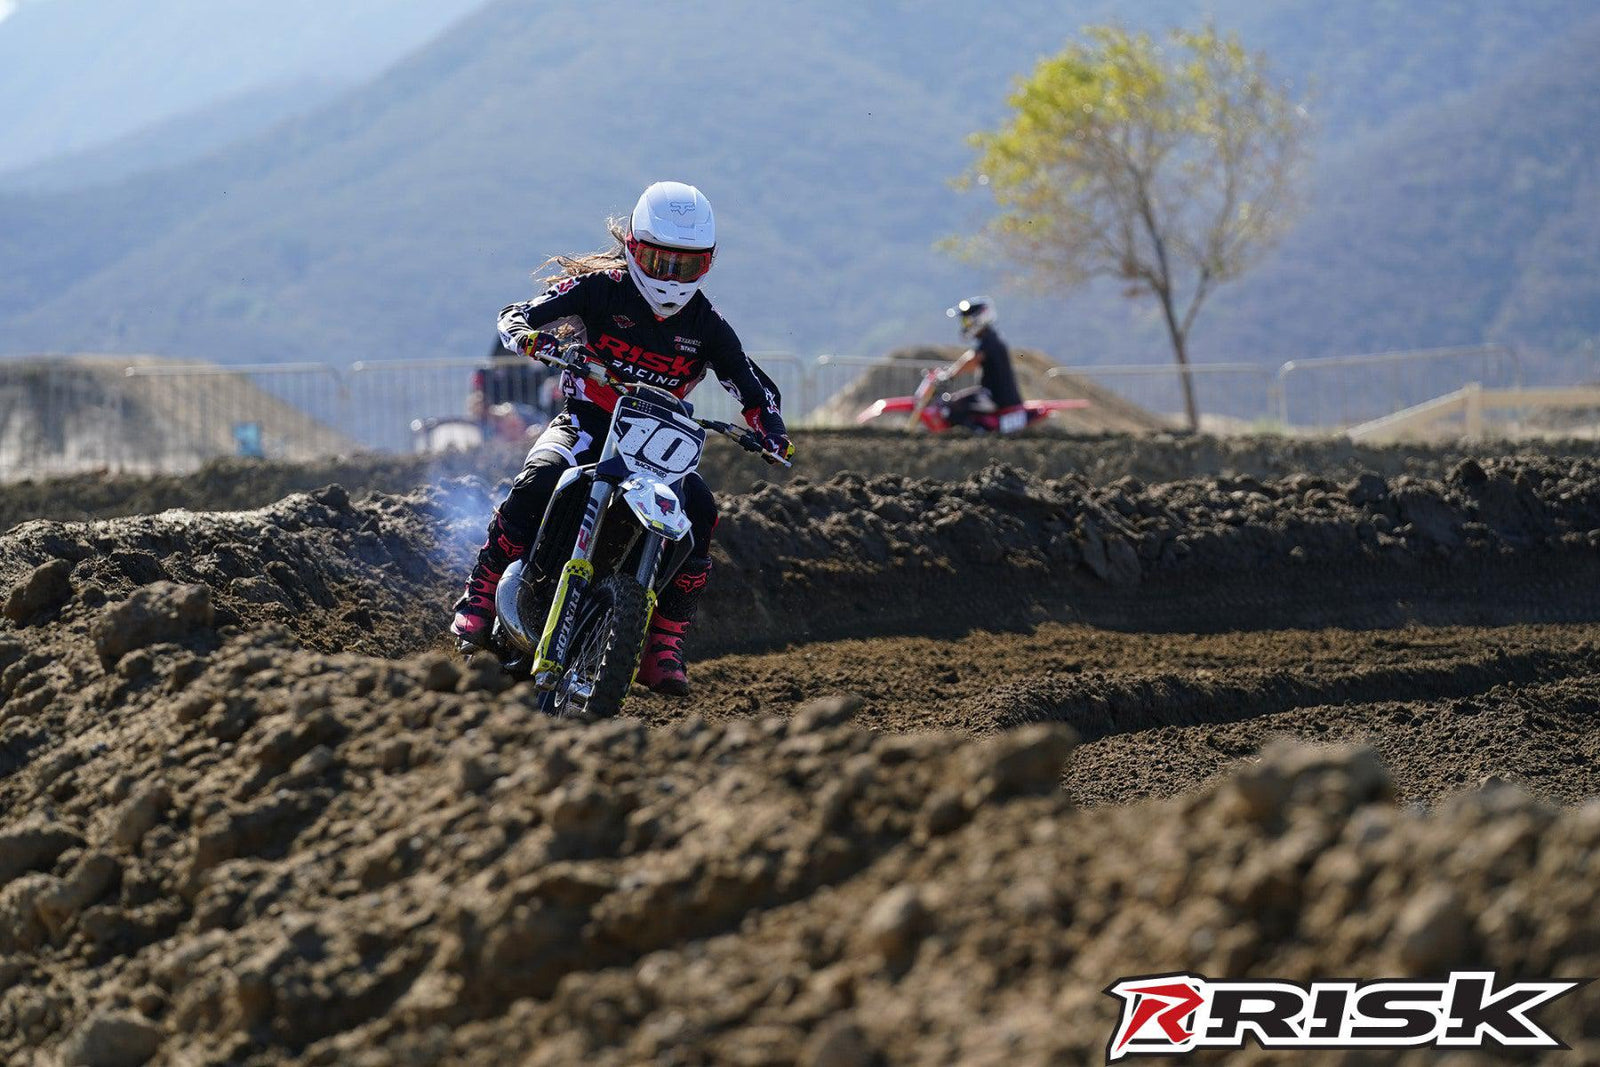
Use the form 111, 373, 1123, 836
673, 569, 708, 594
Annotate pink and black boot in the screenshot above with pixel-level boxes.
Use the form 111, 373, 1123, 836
637, 559, 711, 696
450, 509, 529, 647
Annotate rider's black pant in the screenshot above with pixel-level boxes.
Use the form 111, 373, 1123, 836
497, 407, 717, 564
943, 385, 996, 428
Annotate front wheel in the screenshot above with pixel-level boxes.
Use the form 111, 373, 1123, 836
550, 572, 651, 720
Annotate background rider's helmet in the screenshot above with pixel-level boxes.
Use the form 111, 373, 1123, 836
946, 296, 996, 338
625, 181, 716, 318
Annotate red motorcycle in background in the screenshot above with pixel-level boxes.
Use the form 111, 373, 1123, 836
856, 369, 1089, 432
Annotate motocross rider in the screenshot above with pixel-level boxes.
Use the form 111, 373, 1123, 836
939, 296, 1027, 434
450, 181, 794, 696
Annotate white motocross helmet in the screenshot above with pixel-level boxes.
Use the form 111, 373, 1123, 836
625, 181, 715, 318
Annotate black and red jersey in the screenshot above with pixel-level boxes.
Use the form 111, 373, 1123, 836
498, 269, 785, 438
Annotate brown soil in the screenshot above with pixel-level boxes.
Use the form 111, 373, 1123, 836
629, 622, 1600, 808
1, 453, 1597, 1064
8, 430, 1600, 534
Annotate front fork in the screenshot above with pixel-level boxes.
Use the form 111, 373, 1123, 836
532, 479, 611, 689
531, 482, 671, 691
630, 535, 664, 685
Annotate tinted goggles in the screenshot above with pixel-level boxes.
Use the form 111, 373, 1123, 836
628, 235, 714, 282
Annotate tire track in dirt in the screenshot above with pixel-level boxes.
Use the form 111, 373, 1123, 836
973, 642, 1600, 738
1067, 670, 1600, 808
629, 622, 1600, 808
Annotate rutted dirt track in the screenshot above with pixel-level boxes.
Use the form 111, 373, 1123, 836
631, 622, 1600, 808
1, 438, 1598, 1064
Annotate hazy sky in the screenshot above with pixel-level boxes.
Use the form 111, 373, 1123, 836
0, 0, 487, 174
0, 0, 50, 26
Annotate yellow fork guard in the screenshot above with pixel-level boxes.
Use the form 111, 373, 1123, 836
533, 558, 595, 674
630, 587, 658, 686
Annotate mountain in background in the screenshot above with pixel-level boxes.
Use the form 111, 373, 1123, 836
0, 0, 484, 177
0, 0, 1596, 383
0, 80, 340, 194
1196, 14, 1600, 381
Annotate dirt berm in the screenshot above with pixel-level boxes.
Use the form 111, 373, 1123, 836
8, 432, 1600, 532
0, 459, 1596, 1063
3, 457, 1598, 655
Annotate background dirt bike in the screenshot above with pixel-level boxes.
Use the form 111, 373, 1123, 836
856, 369, 1089, 432
479, 342, 788, 719
411, 405, 549, 454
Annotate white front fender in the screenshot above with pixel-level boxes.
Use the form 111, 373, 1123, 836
619, 475, 693, 541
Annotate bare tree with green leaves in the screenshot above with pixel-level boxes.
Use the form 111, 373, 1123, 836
958, 24, 1308, 431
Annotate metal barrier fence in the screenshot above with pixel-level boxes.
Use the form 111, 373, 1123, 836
0, 359, 352, 479
0, 361, 122, 479
691, 352, 811, 425
347, 357, 557, 454
0, 343, 1540, 480
1046, 362, 1277, 427
344, 353, 813, 452
0, 354, 824, 479
120, 362, 352, 463
1274, 344, 1522, 430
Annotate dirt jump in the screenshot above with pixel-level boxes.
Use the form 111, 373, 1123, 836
0, 435, 1596, 1064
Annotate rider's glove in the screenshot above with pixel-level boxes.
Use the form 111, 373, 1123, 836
518, 331, 560, 360
761, 431, 794, 465
743, 406, 792, 465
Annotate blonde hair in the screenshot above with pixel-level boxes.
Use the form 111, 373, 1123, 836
535, 216, 629, 285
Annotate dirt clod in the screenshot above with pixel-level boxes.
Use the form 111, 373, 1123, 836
801, 1017, 875, 1067
107, 785, 170, 850
961, 724, 1078, 801
790, 693, 865, 733
861, 885, 930, 966
1393, 883, 1469, 972
91, 582, 214, 668
0, 818, 83, 886
4, 557, 75, 624
59, 1009, 163, 1067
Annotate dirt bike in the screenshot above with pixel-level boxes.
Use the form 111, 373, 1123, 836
410, 416, 483, 453
412, 405, 553, 454
855, 369, 1089, 432
480, 342, 790, 719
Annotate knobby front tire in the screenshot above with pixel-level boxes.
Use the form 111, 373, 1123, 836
558, 572, 651, 720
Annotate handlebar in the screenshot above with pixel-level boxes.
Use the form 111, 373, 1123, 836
530, 339, 793, 469
530, 340, 613, 384
694, 418, 793, 469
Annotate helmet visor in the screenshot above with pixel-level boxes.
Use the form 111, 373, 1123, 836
629, 236, 714, 283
